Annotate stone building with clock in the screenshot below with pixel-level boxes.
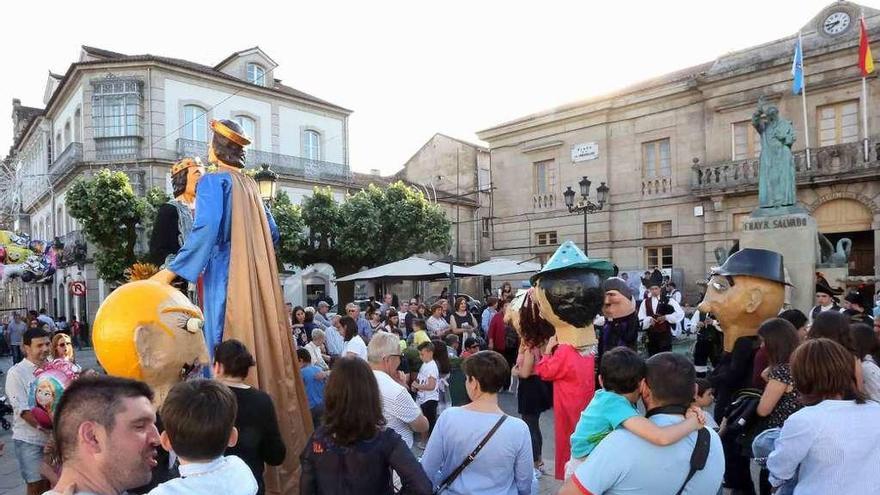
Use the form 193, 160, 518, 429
478, 1, 880, 302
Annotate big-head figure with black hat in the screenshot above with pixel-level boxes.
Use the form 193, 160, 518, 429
698, 248, 788, 352
507, 240, 613, 480
145, 119, 311, 493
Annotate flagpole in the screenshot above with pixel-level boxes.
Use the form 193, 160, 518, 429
863, 75, 870, 161
862, 12, 871, 161
799, 32, 812, 170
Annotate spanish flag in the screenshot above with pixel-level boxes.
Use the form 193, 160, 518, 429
859, 16, 874, 76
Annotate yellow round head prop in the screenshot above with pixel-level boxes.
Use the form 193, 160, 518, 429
93, 280, 209, 404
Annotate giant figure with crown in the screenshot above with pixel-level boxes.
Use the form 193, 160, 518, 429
92, 119, 310, 494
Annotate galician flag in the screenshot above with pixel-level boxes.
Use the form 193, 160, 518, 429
859, 16, 875, 76
791, 34, 805, 95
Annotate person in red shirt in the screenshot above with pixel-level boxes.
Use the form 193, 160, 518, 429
487, 298, 509, 353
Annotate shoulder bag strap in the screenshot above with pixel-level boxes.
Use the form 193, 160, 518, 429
675, 428, 711, 495
433, 415, 508, 494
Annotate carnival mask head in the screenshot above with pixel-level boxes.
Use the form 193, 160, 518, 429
208, 119, 251, 168
170, 157, 205, 201
93, 280, 209, 405
602, 277, 636, 320
698, 248, 787, 351
526, 241, 614, 348
29, 359, 78, 429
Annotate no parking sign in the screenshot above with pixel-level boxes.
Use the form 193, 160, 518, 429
70, 281, 86, 296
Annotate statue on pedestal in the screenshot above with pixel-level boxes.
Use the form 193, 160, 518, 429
752, 98, 798, 213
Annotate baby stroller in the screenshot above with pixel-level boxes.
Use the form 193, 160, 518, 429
0, 396, 12, 430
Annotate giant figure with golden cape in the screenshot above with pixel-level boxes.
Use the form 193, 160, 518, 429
152, 119, 311, 494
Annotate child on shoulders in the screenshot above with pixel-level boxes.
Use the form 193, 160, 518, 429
564, 347, 705, 479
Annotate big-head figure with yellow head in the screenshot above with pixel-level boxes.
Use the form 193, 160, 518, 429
698, 248, 788, 352
93, 280, 209, 405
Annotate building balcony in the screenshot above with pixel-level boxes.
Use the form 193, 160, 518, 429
56, 230, 88, 268
692, 138, 880, 197
49, 142, 84, 180
533, 193, 555, 209
176, 138, 351, 183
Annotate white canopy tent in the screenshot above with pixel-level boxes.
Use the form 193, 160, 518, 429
468, 258, 542, 277
333, 256, 481, 282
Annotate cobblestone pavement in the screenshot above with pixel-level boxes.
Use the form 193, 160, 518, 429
0, 350, 564, 494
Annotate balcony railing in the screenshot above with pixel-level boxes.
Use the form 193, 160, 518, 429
533, 193, 555, 209
643, 176, 672, 197
692, 138, 880, 196
49, 142, 83, 181
95, 136, 141, 161
176, 138, 351, 182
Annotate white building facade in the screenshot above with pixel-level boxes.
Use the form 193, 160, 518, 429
5, 45, 351, 323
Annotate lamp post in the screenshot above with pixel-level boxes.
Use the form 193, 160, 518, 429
562, 176, 609, 256
254, 164, 278, 203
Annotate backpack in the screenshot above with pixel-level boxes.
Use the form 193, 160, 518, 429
504, 324, 519, 350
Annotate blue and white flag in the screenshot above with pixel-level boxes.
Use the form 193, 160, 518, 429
792, 34, 805, 95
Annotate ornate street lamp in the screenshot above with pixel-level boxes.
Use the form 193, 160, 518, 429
254, 164, 278, 202
564, 176, 610, 256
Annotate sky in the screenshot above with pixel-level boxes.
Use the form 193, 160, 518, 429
0, 0, 865, 175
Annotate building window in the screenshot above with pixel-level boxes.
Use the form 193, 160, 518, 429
303, 130, 321, 160
182, 105, 208, 142
817, 100, 859, 147
645, 246, 673, 269
732, 121, 761, 160
235, 116, 256, 142
533, 160, 556, 195
92, 78, 141, 138
481, 217, 491, 238
63, 121, 71, 150
246, 63, 266, 85
642, 139, 671, 179
643, 220, 672, 238
73, 108, 82, 143
536, 231, 558, 246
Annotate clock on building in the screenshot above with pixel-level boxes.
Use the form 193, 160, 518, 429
822, 11, 852, 35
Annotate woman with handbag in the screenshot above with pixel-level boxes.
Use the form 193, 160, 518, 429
753, 318, 802, 495
421, 350, 535, 494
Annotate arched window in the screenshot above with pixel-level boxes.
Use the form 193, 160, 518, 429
74, 108, 82, 142
235, 116, 256, 142
303, 130, 321, 160
182, 105, 207, 142
55, 132, 63, 154
246, 63, 266, 86
63, 121, 71, 149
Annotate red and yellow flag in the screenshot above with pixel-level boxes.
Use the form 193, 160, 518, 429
859, 16, 874, 76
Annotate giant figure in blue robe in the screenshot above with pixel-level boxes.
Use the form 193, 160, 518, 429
151, 119, 310, 494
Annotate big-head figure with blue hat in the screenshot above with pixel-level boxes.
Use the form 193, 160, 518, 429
511, 240, 613, 480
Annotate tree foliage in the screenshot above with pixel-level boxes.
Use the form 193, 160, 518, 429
269, 190, 305, 268
291, 181, 451, 272
66, 169, 163, 284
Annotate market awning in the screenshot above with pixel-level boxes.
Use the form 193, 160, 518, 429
468, 258, 542, 277
333, 256, 481, 282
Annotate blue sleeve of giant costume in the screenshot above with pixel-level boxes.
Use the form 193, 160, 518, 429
169, 175, 224, 282
264, 202, 280, 247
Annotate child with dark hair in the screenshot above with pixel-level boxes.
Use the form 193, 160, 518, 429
694, 378, 719, 430
150, 379, 256, 495
297, 348, 327, 429
564, 347, 704, 479
411, 342, 439, 448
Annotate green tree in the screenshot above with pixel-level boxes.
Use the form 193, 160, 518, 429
66, 169, 163, 284
269, 190, 305, 268
292, 181, 451, 303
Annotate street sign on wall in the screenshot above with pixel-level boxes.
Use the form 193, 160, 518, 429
571, 142, 599, 162
69, 281, 86, 296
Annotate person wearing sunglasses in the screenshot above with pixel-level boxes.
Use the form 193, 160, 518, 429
460, 338, 481, 359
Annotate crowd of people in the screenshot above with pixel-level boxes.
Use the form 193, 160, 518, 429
0, 273, 879, 495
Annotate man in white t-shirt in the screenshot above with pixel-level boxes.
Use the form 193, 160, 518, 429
367, 333, 428, 448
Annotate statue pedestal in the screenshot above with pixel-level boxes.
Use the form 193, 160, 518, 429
740, 213, 816, 314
